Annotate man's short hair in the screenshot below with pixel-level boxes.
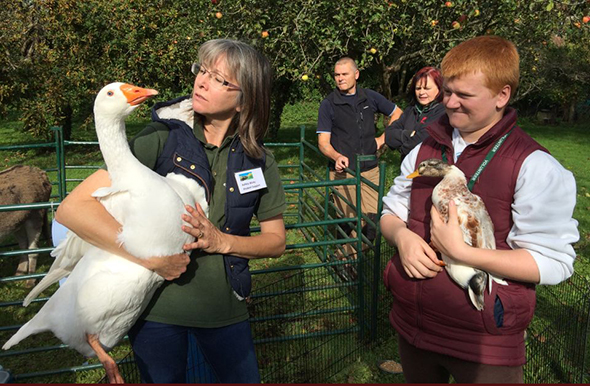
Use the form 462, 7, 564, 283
335, 57, 358, 71
441, 35, 519, 96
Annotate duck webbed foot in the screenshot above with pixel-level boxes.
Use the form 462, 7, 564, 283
428, 242, 446, 267
86, 333, 124, 384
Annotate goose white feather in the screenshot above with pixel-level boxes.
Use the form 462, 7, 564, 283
3, 83, 209, 379
408, 158, 507, 311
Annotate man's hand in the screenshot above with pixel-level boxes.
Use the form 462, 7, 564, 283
376, 134, 385, 150
318, 133, 349, 171
396, 228, 443, 279
430, 200, 469, 262
334, 155, 349, 171
381, 214, 443, 279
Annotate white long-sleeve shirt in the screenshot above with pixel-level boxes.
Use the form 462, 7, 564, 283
382, 129, 579, 285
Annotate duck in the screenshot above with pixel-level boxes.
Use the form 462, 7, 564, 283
2, 83, 209, 383
407, 158, 507, 311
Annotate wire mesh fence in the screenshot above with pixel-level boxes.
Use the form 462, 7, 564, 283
2, 126, 589, 383
379, 242, 590, 384
250, 264, 361, 383
524, 272, 590, 383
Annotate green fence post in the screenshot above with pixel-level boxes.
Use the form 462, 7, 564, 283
51, 126, 66, 201
323, 153, 331, 263
371, 160, 387, 341
355, 156, 365, 341
299, 125, 305, 226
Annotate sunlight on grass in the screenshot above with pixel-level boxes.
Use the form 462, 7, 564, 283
1, 108, 589, 383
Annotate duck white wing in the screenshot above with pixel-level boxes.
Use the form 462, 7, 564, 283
453, 194, 496, 250
455, 196, 508, 286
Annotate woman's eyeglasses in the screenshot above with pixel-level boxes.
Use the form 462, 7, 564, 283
191, 63, 241, 91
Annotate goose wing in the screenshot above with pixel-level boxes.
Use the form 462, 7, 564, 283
164, 172, 209, 215
24, 185, 129, 307
23, 231, 92, 306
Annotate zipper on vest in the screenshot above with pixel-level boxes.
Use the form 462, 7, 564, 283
414, 281, 424, 345
357, 104, 364, 161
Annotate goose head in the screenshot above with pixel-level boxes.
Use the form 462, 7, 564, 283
94, 82, 158, 120
407, 158, 454, 179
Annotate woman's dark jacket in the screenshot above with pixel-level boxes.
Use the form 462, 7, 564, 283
384, 102, 445, 158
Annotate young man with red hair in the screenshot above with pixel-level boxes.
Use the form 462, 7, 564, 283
381, 36, 579, 383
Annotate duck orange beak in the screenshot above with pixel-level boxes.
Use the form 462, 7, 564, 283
406, 170, 421, 179
120, 84, 159, 106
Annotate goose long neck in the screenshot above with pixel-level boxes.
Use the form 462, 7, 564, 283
95, 114, 141, 178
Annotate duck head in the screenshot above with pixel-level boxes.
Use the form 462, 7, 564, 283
407, 158, 453, 178
94, 83, 158, 120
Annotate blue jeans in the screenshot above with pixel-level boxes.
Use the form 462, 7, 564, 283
128, 319, 260, 383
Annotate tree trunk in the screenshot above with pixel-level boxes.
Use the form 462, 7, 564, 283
62, 104, 73, 141
561, 100, 576, 123
567, 100, 576, 123
268, 78, 293, 140
397, 65, 408, 96
380, 62, 392, 101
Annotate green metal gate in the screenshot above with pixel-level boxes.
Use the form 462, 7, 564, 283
0, 125, 386, 383
1, 125, 589, 383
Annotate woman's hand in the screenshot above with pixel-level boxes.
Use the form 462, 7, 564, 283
181, 203, 228, 254
143, 253, 191, 281
430, 200, 469, 262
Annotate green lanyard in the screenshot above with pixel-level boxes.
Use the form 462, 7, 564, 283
441, 129, 513, 191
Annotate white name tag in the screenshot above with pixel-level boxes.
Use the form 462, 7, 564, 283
234, 167, 267, 194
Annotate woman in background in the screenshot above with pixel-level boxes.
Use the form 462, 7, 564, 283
383, 67, 445, 159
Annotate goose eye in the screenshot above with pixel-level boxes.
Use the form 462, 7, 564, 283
107, 91, 114, 96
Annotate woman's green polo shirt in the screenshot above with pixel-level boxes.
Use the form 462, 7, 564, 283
128, 120, 286, 328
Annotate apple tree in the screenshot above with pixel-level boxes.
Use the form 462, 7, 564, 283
3, 0, 590, 139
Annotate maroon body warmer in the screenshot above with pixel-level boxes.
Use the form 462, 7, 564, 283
384, 108, 548, 365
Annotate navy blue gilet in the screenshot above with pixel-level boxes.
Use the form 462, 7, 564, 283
326, 87, 378, 172
151, 96, 265, 299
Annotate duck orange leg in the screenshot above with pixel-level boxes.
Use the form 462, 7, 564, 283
427, 242, 446, 266
87, 334, 124, 384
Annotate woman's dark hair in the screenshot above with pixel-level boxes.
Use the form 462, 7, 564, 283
408, 66, 443, 105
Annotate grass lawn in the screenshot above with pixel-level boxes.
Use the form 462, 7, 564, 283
0, 101, 589, 383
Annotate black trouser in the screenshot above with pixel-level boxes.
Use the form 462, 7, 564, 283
397, 335, 523, 383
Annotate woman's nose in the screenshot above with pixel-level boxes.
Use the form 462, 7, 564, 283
195, 74, 209, 89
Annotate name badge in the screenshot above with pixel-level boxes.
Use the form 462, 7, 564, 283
234, 167, 267, 194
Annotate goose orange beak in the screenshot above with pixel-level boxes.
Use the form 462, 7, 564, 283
406, 170, 420, 179
120, 84, 159, 106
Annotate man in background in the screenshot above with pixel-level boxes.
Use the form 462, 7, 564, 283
317, 57, 402, 264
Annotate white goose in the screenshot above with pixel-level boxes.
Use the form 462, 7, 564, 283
2, 83, 209, 383
407, 158, 507, 311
